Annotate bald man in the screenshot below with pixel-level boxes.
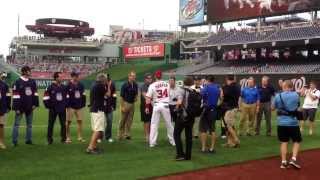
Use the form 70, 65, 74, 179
272, 80, 302, 169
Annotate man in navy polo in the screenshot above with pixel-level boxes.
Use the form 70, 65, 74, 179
12, 66, 39, 146
119, 71, 138, 140
199, 75, 221, 153
256, 76, 275, 136
0, 72, 11, 149
43, 72, 68, 144
239, 77, 260, 136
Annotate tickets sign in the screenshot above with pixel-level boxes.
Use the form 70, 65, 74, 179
124, 43, 165, 59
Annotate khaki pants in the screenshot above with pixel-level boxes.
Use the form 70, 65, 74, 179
193, 116, 200, 137
119, 102, 135, 139
239, 103, 257, 136
256, 102, 272, 135
66, 108, 83, 122
0, 115, 5, 125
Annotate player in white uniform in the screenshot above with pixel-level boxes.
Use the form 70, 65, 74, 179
145, 70, 175, 147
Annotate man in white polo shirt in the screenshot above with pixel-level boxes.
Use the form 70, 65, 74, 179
300, 81, 320, 135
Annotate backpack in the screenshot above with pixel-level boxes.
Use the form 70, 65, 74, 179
184, 88, 203, 118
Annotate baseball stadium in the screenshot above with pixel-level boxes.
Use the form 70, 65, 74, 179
1, 0, 320, 179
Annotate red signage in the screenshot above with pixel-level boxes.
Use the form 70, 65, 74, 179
124, 43, 165, 59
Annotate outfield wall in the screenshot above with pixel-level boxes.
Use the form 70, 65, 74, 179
7, 73, 320, 91
193, 74, 320, 91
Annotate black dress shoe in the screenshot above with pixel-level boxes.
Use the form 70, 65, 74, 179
175, 156, 185, 161
25, 141, 33, 145
125, 136, 131, 140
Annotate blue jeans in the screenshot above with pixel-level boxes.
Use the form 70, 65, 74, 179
12, 112, 33, 144
105, 112, 113, 140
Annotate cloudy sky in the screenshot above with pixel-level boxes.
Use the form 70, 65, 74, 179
0, 0, 183, 56
0, 0, 313, 57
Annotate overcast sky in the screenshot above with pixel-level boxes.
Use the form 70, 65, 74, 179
0, 0, 313, 57
0, 0, 183, 56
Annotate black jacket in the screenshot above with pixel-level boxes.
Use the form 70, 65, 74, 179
90, 82, 106, 113
0, 80, 11, 116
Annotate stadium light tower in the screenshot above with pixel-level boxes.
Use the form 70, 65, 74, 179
17, 14, 20, 36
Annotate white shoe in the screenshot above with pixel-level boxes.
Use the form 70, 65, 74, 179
78, 138, 86, 143
97, 139, 102, 143
221, 135, 227, 139
150, 144, 156, 148
108, 138, 114, 143
0, 143, 6, 149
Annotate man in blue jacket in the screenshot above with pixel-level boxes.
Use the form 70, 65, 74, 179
43, 72, 68, 144
0, 72, 11, 149
12, 66, 39, 146
65, 72, 86, 143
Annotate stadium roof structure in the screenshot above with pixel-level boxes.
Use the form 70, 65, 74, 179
247, 16, 309, 27
26, 18, 94, 38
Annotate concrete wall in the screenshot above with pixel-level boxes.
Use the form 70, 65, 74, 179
27, 43, 120, 58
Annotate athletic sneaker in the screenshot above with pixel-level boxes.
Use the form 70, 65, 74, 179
108, 138, 114, 143
208, 149, 216, 154
221, 135, 227, 139
289, 159, 301, 169
309, 130, 313, 136
97, 139, 102, 143
78, 138, 86, 142
65, 138, 72, 144
280, 162, 288, 169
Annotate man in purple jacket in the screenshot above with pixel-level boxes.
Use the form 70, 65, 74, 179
43, 72, 68, 144
12, 66, 39, 146
0, 72, 11, 149
65, 72, 86, 143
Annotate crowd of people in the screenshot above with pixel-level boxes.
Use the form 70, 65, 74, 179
0, 66, 319, 170
9, 59, 108, 79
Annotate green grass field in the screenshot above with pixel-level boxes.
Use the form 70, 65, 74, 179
0, 91, 319, 180
85, 62, 177, 82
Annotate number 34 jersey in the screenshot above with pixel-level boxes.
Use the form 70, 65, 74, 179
146, 80, 170, 104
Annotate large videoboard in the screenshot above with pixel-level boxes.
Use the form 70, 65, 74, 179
179, 0, 205, 26
207, 0, 320, 23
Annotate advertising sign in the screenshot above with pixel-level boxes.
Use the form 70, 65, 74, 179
179, 0, 205, 26
123, 43, 165, 59
208, 0, 320, 23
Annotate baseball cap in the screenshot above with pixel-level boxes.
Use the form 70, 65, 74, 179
154, 70, 162, 79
